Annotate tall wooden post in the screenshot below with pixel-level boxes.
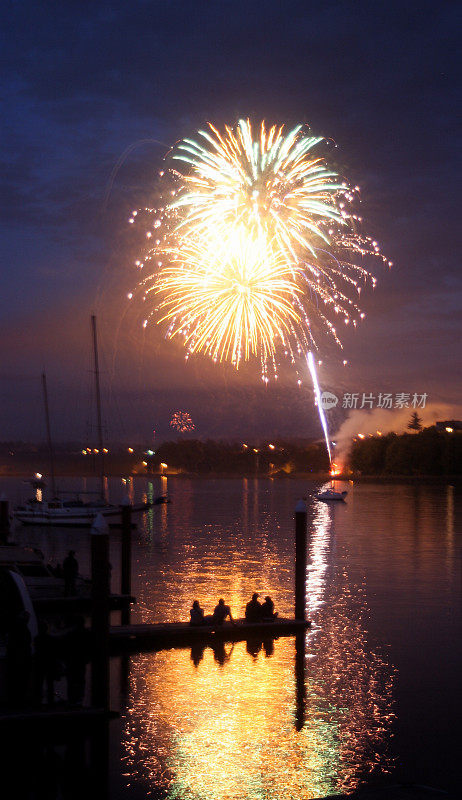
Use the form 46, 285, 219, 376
120, 497, 132, 626
0, 494, 9, 541
91, 513, 110, 710
295, 498, 307, 621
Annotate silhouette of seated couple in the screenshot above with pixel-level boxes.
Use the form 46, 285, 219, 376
245, 593, 277, 622
190, 598, 235, 627
189, 593, 277, 627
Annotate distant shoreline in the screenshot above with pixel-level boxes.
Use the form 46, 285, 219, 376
336, 474, 461, 484
0, 468, 460, 484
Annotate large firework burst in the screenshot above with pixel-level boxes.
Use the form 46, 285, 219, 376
130, 119, 390, 373
171, 120, 342, 260
151, 228, 304, 369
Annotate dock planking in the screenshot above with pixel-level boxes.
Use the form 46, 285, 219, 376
33, 592, 136, 614
0, 706, 117, 735
109, 617, 311, 653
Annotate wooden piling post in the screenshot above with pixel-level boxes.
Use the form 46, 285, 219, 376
0, 494, 9, 542
120, 497, 132, 626
295, 499, 307, 621
91, 513, 110, 710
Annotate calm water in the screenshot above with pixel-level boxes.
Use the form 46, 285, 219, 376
2, 476, 461, 798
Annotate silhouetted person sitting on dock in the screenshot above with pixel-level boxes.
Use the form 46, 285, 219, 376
63, 550, 79, 596
245, 592, 262, 622
212, 598, 235, 625
190, 600, 205, 626
261, 596, 277, 620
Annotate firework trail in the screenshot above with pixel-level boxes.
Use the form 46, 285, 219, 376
307, 351, 332, 465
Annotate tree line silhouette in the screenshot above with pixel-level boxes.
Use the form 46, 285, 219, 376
349, 425, 462, 476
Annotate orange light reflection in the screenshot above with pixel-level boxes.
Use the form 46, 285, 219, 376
121, 494, 394, 798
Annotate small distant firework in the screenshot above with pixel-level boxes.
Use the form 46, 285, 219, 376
169, 411, 195, 433
131, 119, 389, 375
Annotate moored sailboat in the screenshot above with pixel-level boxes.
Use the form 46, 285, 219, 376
14, 316, 156, 527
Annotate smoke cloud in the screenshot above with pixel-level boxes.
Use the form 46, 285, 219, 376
332, 402, 462, 468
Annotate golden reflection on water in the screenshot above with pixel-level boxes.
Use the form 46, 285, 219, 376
121, 489, 395, 798
307, 500, 331, 619
122, 607, 393, 798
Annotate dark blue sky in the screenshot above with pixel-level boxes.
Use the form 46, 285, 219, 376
1, 0, 460, 442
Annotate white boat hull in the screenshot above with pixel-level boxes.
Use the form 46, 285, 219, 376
316, 490, 348, 502
14, 502, 150, 527
15, 507, 121, 527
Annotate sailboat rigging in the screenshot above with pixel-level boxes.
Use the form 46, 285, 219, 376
14, 316, 153, 526
41, 371, 57, 498
91, 314, 106, 501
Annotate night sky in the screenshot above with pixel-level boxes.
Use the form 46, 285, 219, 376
1, 0, 460, 443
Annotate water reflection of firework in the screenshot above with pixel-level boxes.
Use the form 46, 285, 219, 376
122, 622, 394, 799
121, 486, 395, 799
169, 410, 195, 433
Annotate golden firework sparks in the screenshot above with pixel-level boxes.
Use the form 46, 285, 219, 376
130, 119, 390, 372
149, 229, 303, 370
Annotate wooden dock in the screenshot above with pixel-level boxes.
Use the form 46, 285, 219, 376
33, 592, 136, 614
0, 706, 116, 735
109, 617, 311, 653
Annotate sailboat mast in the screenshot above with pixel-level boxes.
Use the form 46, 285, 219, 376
91, 315, 105, 499
41, 372, 57, 497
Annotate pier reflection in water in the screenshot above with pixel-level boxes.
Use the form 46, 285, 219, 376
121, 485, 394, 799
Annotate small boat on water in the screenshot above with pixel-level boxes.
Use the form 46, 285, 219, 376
13, 316, 171, 527
316, 488, 348, 502
14, 496, 152, 527
14, 476, 170, 526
